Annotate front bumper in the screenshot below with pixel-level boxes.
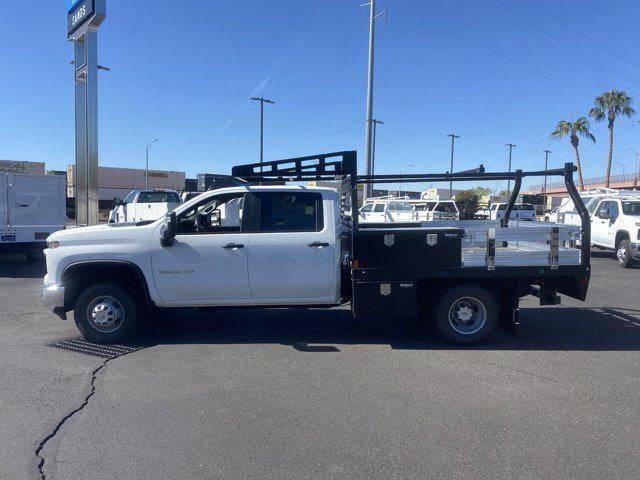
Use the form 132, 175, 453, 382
42, 281, 66, 319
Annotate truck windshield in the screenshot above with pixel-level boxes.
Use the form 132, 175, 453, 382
622, 202, 640, 215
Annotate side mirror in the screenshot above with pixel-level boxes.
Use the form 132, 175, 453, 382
161, 211, 177, 247
114, 197, 123, 206
598, 208, 610, 219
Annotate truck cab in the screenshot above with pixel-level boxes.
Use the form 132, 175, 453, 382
108, 189, 182, 223
590, 196, 640, 267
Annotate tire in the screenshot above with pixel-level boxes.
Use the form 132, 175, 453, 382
434, 285, 498, 345
74, 283, 139, 343
616, 240, 635, 268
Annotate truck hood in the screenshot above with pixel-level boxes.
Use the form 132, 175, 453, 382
47, 221, 158, 243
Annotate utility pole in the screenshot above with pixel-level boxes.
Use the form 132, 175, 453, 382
543, 149, 551, 211
447, 133, 460, 199
371, 119, 384, 175
250, 96, 275, 172
145, 139, 158, 189
506, 143, 516, 195
361, 0, 387, 201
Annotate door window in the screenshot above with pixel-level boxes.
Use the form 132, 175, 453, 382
360, 203, 373, 213
256, 192, 323, 232
176, 193, 245, 234
373, 204, 385, 213
596, 201, 614, 219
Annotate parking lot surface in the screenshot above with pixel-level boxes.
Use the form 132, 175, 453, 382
1, 253, 639, 479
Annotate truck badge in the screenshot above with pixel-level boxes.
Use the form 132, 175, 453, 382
380, 283, 391, 296
384, 234, 395, 247
426, 234, 438, 246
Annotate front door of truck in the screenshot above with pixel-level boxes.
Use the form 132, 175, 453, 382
591, 200, 616, 248
150, 192, 251, 304
246, 191, 336, 302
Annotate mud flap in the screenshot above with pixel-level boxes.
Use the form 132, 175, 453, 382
498, 286, 519, 337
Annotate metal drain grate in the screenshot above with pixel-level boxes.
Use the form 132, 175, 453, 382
49, 337, 146, 359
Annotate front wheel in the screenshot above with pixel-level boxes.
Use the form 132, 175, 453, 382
74, 283, 139, 343
617, 240, 636, 268
434, 285, 498, 345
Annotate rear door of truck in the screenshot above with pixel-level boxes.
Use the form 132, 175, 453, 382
246, 191, 338, 302
0, 175, 7, 229
10, 174, 65, 229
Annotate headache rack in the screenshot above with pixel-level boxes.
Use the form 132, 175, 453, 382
230, 150, 591, 271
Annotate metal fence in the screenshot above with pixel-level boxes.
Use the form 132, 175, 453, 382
529, 173, 640, 192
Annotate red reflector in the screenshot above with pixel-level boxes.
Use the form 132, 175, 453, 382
579, 278, 589, 285
353, 259, 359, 269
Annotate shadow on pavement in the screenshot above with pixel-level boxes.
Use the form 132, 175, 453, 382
0, 255, 46, 279
142, 305, 640, 352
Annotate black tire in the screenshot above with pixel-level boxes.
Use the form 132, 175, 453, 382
434, 285, 498, 345
616, 240, 635, 268
74, 283, 139, 344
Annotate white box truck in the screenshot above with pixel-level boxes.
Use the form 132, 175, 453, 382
1, 173, 66, 261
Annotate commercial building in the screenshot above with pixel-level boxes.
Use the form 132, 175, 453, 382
66, 165, 185, 201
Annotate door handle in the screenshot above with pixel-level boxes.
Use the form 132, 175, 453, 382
222, 243, 244, 249
307, 241, 329, 247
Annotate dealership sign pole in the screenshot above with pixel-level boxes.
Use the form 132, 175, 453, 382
68, 0, 106, 226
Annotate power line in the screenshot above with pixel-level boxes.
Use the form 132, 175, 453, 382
493, 0, 638, 83
528, 0, 640, 70
387, 0, 592, 97
476, 0, 637, 84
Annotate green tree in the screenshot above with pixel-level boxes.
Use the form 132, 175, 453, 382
588, 89, 635, 187
550, 117, 596, 190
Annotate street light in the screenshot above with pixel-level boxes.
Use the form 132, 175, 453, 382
250, 96, 275, 172
145, 139, 158, 189
398, 163, 413, 197
626, 146, 639, 187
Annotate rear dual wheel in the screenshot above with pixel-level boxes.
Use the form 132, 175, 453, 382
434, 285, 498, 345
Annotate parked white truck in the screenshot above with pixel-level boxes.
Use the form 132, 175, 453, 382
1, 172, 66, 261
108, 189, 182, 223
42, 152, 592, 346
589, 195, 640, 268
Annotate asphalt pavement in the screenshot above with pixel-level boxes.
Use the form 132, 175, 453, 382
1, 252, 639, 479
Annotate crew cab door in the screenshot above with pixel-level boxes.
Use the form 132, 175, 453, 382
245, 191, 338, 303
150, 192, 251, 304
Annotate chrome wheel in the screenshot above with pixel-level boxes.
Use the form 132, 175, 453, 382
448, 296, 487, 335
617, 244, 627, 263
86, 296, 125, 333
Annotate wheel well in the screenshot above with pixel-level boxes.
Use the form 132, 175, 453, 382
62, 262, 152, 312
417, 278, 510, 312
615, 230, 630, 249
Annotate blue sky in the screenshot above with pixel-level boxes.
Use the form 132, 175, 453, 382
1, 0, 639, 191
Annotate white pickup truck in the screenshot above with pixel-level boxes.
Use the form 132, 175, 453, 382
476, 203, 537, 222
589, 196, 640, 267
42, 152, 592, 346
108, 189, 182, 223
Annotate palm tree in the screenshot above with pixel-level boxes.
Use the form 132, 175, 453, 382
588, 89, 635, 187
550, 117, 595, 190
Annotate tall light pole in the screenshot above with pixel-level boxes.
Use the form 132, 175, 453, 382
506, 143, 517, 195
145, 139, 158, 189
615, 161, 626, 176
543, 149, 551, 211
250, 96, 275, 172
447, 133, 460, 199
398, 163, 413, 197
361, 0, 387, 201
626, 146, 639, 187
371, 119, 384, 175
